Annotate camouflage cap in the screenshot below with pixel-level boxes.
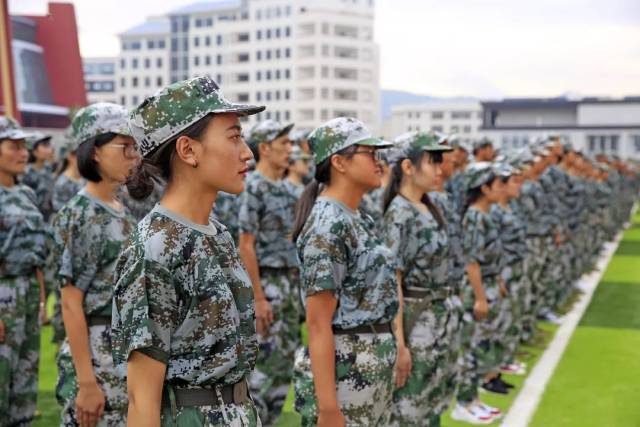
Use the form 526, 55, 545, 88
473, 137, 493, 151
290, 145, 313, 161
308, 117, 392, 165
129, 75, 265, 158
71, 102, 131, 146
387, 131, 452, 165
25, 131, 52, 150
493, 162, 518, 178
289, 129, 310, 144
0, 116, 33, 141
247, 119, 294, 147
465, 161, 495, 189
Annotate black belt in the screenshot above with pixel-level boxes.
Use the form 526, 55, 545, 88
163, 380, 249, 408
86, 315, 111, 327
403, 287, 451, 300
332, 322, 392, 335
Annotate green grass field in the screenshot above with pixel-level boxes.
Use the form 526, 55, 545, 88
530, 212, 640, 427
34, 213, 639, 426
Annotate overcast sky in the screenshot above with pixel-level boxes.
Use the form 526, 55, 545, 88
10, 0, 640, 98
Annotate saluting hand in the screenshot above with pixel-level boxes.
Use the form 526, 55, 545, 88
255, 298, 274, 336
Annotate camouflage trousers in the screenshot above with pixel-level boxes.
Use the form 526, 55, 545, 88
434, 294, 464, 415
0, 274, 41, 426
390, 297, 460, 427
161, 396, 261, 427
50, 290, 65, 345
293, 332, 397, 427
56, 324, 127, 426
249, 268, 301, 426
457, 279, 503, 403
498, 263, 525, 365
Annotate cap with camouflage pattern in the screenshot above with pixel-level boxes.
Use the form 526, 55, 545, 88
25, 131, 52, 150
387, 131, 452, 165
308, 117, 392, 165
289, 129, 310, 144
129, 75, 265, 158
465, 161, 495, 189
290, 145, 313, 161
473, 137, 494, 151
247, 119, 294, 147
493, 162, 518, 178
0, 116, 33, 141
71, 102, 131, 146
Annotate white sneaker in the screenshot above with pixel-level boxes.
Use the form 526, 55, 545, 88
544, 312, 564, 324
500, 363, 526, 376
451, 403, 493, 424
474, 401, 502, 419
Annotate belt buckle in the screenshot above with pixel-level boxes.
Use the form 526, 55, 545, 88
233, 381, 246, 405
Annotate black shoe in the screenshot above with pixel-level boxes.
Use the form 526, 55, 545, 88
495, 375, 515, 389
481, 379, 509, 395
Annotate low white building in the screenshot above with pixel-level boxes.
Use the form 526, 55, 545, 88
83, 57, 118, 104
114, 0, 381, 133
383, 99, 482, 141
481, 96, 640, 159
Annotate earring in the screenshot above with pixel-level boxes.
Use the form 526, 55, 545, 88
192, 160, 198, 169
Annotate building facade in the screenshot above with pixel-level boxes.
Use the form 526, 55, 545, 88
383, 99, 482, 141
115, 0, 380, 133
481, 97, 640, 159
83, 57, 118, 104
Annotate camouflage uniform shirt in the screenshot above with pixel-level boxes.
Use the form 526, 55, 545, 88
490, 204, 527, 266
211, 191, 240, 243
20, 164, 54, 219
462, 206, 502, 280
297, 197, 398, 329
51, 174, 84, 213
238, 171, 298, 268
112, 205, 258, 386
383, 195, 450, 289
51, 189, 136, 316
0, 184, 47, 276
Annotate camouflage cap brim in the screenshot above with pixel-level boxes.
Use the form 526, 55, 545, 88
354, 136, 394, 149
1, 129, 34, 141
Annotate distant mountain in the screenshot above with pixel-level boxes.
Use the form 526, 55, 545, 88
380, 89, 478, 119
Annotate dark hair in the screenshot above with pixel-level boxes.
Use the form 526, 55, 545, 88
382, 150, 445, 229
28, 139, 51, 163
76, 132, 118, 182
291, 157, 331, 243
126, 114, 214, 200
249, 142, 261, 162
462, 174, 496, 215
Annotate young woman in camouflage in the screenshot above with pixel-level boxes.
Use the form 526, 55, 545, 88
291, 117, 398, 427
453, 162, 506, 425
50, 103, 139, 427
380, 132, 454, 427
0, 116, 48, 426
237, 119, 300, 425
21, 132, 55, 221
111, 75, 265, 427
489, 164, 528, 376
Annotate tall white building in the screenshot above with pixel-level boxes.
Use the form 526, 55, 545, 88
83, 57, 118, 104
383, 100, 483, 142
115, 0, 380, 133
481, 96, 640, 160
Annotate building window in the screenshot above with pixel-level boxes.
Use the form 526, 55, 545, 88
132, 95, 139, 105
266, 91, 272, 101
145, 77, 151, 87
157, 76, 163, 87
276, 49, 281, 59
431, 111, 444, 119
408, 112, 413, 119
205, 36, 211, 46
144, 58, 150, 68
266, 29, 272, 39
285, 26, 291, 37
257, 51, 262, 60
158, 40, 166, 49
206, 17, 213, 27
285, 90, 290, 100
285, 47, 291, 58
120, 77, 125, 87
194, 56, 200, 66
266, 70, 272, 80
217, 55, 222, 65
285, 69, 291, 79
256, 92, 262, 101
132, 77, 138, 87
257, 30, 262, 40
275, 28, 281, 38
217, 35, 222, 45
285, 110, 290, 121
238, 33, 250, 42
238, 53, 250, 62
120, 59, 125, 69
120, 95, 126, 105
148, 40, 155, 49
275, 90, 281, 100
256, 71, 262, 81
463, 125, 472, 134
237, 93, 249, 102
156, 58, 163, 67
275, 70, 281, 80
633, 135, 640, 153
132, 58, 138, 69
431, 125, 443, 132
237, 73, 249, 82
451, 111, 472, 119
194, 37, 200, 47
266, 50, 272, 60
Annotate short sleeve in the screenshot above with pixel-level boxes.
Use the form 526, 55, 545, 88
463, 211, 485, 265
111, 249, 178, 365
238, 184, 261, 235
383, 215, 409, 273
300, 229, 347, 297
52, 209, 99, 291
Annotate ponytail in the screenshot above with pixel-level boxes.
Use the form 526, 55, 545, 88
292, 156, 331, 242
383, 161, 403, 213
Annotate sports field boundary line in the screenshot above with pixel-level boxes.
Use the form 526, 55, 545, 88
500, 231, 624, 427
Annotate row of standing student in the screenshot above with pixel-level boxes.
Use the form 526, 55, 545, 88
1, 73, 638, 427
